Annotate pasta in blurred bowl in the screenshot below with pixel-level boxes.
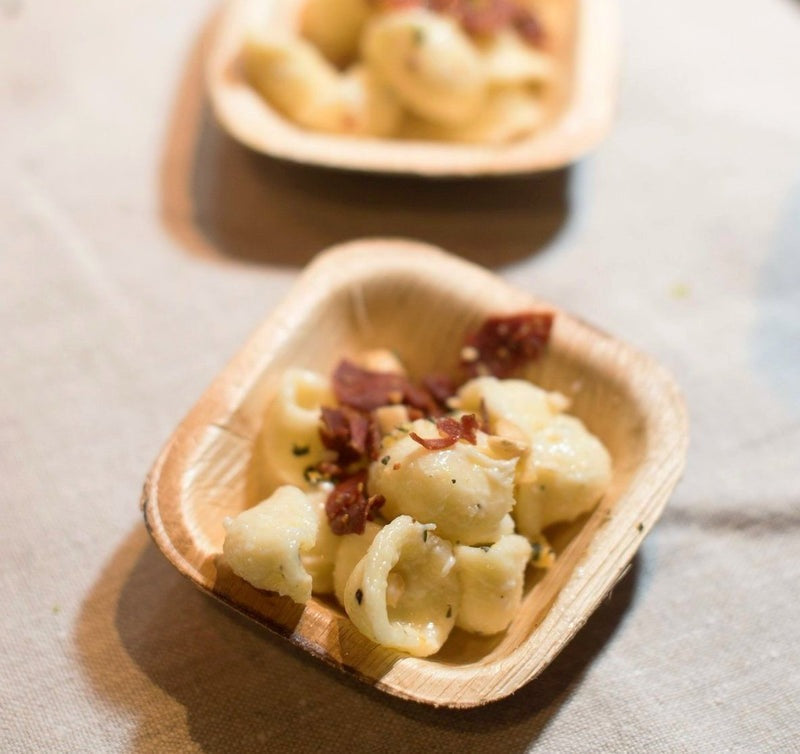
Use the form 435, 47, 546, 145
239, 0, 561, 143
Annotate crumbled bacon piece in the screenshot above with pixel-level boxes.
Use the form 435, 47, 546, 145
315, 459, 348, 480
422, 373, 457, 410
332, 360, 438, 414
461, 311, 553, 378
410, 413, 481, 450
319, 405, 385, 471
325, 471, 385, 535
369, 0, 544, 47
437, 0, 518, 37
319, 406, 369, 465
512, 9, 545, 46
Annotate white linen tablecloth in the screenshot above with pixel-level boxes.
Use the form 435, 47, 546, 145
2, 0, 799, 750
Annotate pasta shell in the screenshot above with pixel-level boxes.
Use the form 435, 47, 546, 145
343, 516, 459, 656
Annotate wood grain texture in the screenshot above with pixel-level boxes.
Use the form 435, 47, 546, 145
205, 0, 620, 176
142, 239, 688, 707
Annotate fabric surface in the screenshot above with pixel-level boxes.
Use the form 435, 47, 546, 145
2, 0, 799, 751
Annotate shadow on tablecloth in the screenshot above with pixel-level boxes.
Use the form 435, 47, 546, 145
158, 13, 575, 271
75, 528, 640, 753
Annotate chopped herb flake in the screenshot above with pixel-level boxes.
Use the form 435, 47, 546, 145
446, 605, 452, 618
292, 443, 310, 456
381, 455, 390, 465
355, 588, 363, 605
423, 529, 428, 542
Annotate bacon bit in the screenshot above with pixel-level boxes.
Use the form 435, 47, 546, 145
422, 373, 457, 409
404, 381, 440, 414
512, 9, 545, 46
325, 471, 385, 535
437, 0, 517, 38
410, 413, 481, 450
371, 0, 544, 47
315, 459, 347, 479
332, 360, 438, 414
319, 405, 385, 471
333, 360, 407, 411
461, 311, 553, 378
409, 433, 457, 450
319, 406, 369, 464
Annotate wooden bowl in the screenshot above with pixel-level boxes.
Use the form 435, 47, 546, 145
142, 239, 688, 707
206, 0, 620, 176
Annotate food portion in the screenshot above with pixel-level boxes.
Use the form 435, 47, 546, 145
241, 0, 556, 143
222, 311, 613, 656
